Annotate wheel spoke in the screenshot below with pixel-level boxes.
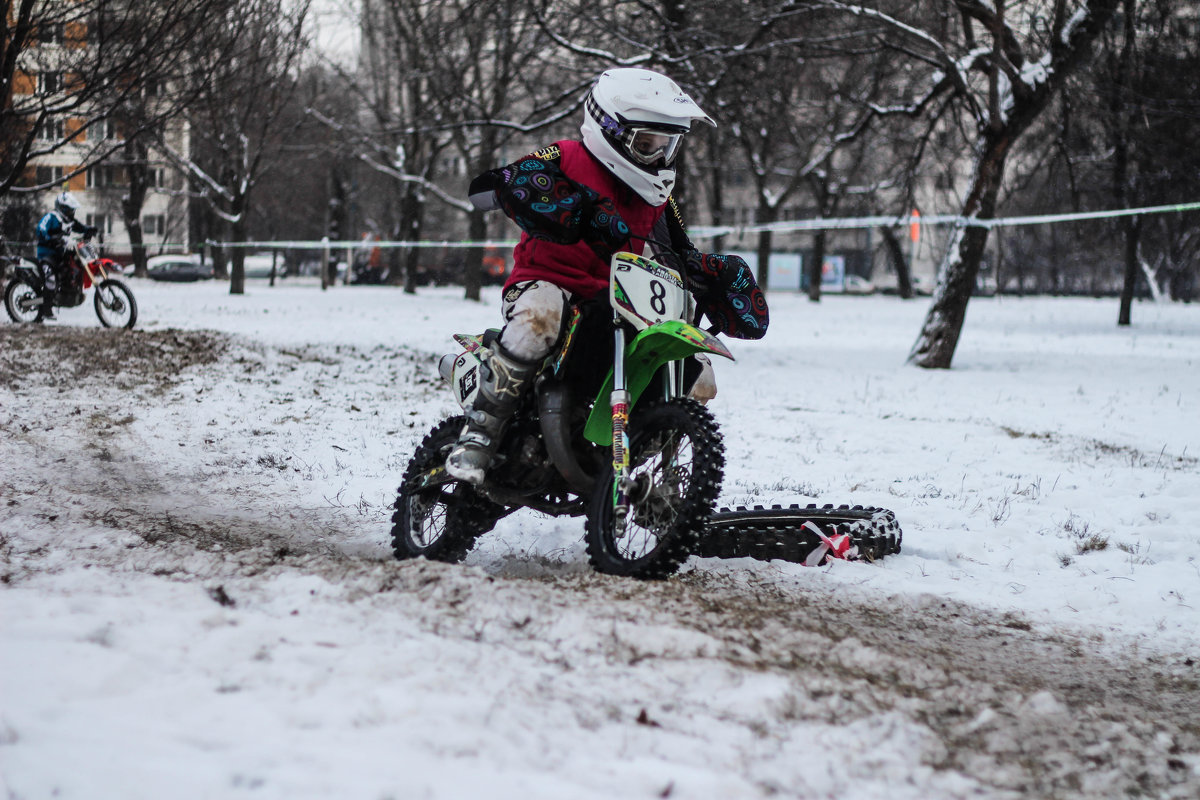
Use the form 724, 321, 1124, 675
391, 416, 500, 563
587, 399, 725, 578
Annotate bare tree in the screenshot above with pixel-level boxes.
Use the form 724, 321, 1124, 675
159, 0, 312, 294
428, 0, 577, 300
1, 0, 232, 197
849, 0, 1125, 368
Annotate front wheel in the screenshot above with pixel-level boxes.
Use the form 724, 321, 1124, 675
4, 278, 42, 323
586, 398, 725, 579
94, 278, 137, 329
391, 416, 505, 563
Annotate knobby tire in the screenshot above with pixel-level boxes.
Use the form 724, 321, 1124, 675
391, 416, 504, 563
696, 504, 903, 563
586, 398, 724, 580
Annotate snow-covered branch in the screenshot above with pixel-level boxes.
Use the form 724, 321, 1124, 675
358, 153, 472, 214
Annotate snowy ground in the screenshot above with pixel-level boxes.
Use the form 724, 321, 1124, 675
1, 277, 1198, 799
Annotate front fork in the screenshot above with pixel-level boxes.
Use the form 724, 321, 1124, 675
610, 319, 632, 534
608, 319, 687, 536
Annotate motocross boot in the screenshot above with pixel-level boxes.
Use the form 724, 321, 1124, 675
35, 263, 57, 321
35, 294, 56, 321
445, 342, 541, 486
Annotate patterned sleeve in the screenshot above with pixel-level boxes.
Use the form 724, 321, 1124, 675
476, 149, 631, 255
683, 250, 769, 340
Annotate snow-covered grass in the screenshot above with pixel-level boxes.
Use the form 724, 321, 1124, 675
2, 277, 1198, 798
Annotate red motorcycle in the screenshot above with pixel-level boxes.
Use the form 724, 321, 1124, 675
4, 234, 137, 329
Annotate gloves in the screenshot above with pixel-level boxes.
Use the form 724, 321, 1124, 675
84, 226, 99, 239
685, 251, 769, 340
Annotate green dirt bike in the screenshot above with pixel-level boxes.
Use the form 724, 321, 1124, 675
392, 250, 732, 578
391, 250, 903, 578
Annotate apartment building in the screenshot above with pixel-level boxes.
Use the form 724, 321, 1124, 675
7, 8, 190, 260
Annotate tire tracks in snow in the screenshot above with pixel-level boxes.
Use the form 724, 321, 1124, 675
2, 325, 1198, 798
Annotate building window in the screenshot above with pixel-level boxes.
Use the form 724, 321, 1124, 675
150, 167, 166, 188
87, 165, 123, 188
37, 23, 65, 45
35, 166, 64, 185
87, 214, 113, 235
142, 214, 165, 236
98, 118, 121, 140
37, 72, 62, 94
34, 117, 65, 141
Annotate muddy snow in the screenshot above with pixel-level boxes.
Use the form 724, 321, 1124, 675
1, 280, 1198, 799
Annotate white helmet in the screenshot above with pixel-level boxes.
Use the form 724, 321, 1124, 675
55, 191, 80, 221
580, 68, 715, 206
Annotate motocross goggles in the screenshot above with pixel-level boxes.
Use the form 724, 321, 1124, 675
623, 127, 685, 166
587, 94, 687, 167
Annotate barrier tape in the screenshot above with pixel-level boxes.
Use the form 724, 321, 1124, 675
5, 199, 1197, 251
690, 199, 1200, 238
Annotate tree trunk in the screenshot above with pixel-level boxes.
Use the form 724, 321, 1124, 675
398, 184, 422, 295
1115, 0, 1137, 325
403, 246, 419, 294
754, 203, 775, 290
908, 131, 1010, 368
708, 128, 727, 253
754, 229, 772, 291
211, 241, 229, 280
880, 226, 913, 299
463, 209, 486, 301
120, 135, 151, 278
229, 204, 247, 296
808, 230, 827, 303
994, 228, 1005, 297
1117, 215, 1140, 325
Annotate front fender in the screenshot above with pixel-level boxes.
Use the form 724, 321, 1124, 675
583, 320, 733, 446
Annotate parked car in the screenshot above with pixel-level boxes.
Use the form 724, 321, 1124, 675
824, 274, 876, 295
146, 254, 214, 282
241, 254, 279, 279
842, 274, 876, 295
911, 275, 936, 296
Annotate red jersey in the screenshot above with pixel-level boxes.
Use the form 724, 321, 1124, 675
504, 140, 664, 300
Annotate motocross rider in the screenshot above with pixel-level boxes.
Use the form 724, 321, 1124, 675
34, 191, 97, 321
446, 67, 769, 486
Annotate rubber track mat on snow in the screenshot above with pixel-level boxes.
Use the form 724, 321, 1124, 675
696, 504, 903, 564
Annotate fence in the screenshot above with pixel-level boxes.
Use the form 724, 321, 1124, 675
5, 200, 1197, 295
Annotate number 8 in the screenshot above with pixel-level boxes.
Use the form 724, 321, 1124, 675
649, 280, 666, 315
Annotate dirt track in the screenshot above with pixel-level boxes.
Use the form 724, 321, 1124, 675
2, 326, 1198, 798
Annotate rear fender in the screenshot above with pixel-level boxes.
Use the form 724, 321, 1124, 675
8, 264, 41, 289
583, 320, 733, 446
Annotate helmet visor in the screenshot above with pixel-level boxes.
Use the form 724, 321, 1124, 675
623, 127, 685, 166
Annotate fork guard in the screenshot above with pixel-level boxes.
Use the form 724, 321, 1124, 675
583, 319, 733, 446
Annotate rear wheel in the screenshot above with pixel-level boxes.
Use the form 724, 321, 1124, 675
391, 416, 505, 563
4, 278, 41, 323
94, 279, 137, 329
586, 398, 724, 579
